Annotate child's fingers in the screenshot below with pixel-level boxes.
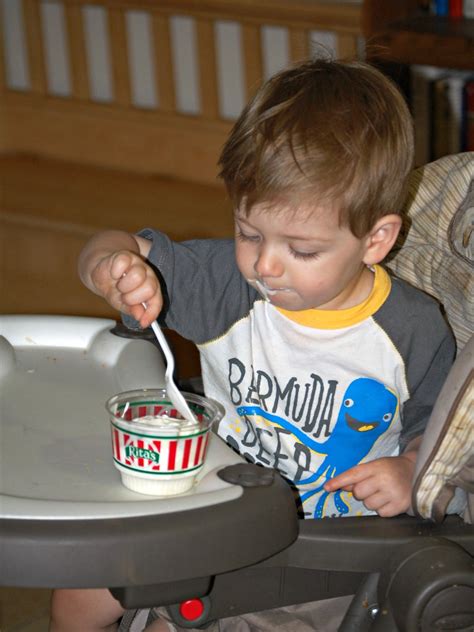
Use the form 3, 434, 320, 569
127, 304, 158, 329
116, 263, 147, 293
128, 303, 147, 324
359, 490, 389, 512
119, 278, 162, 328
123, 298, 159, 328
324, 457, 413, 517
351, 477, 381, 502
324, 464, 367, 491
109, 252, 136, 281
339, 484, 354, 492
376, 506, 395, 518
138, 295, 162, 328
119, 271, 160, 308
93, 250, 162, 326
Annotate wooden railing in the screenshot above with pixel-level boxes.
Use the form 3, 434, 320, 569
0, 0, 363, 184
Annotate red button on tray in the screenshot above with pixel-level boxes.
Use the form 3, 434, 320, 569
179, 599, 205, 621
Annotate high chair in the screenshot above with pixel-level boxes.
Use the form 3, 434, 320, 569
0, 155, 472, 632
113, 335, 473, 632
114, 153, 474, 631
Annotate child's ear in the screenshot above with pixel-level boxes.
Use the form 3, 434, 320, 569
362, 215, 402, 266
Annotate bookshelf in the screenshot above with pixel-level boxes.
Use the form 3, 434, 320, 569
362, 0, 474, 164
362, 0, 474, 69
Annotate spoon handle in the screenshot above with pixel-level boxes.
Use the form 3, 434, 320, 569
142, 304, 196, 422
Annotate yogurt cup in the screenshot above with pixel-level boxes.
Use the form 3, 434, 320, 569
106, 388, 224, 496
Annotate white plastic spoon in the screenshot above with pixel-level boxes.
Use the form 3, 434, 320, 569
143, 304, 196, 422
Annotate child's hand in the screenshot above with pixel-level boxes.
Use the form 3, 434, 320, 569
90, 250, 162, 329
324, 453, 417, 517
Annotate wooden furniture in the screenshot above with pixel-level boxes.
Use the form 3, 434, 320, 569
0, 155, 233, 377
362, 0, 474, 70
0, 0, 364, 378
0, 0, 363, 186
2, 0, 471, 378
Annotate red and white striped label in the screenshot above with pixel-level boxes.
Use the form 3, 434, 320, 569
111, 423, 210, 475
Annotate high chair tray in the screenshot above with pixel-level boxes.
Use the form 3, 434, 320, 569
0, 316, 297, 587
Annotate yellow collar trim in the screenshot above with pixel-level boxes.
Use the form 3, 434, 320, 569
276, 265, 391, 329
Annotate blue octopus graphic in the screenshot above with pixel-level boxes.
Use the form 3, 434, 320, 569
299, 378, 398, 517
236, 378, 398, 518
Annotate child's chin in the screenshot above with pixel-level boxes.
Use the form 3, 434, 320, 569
268, 293, 304, 310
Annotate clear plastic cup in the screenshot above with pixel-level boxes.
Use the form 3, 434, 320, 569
106, 388, 224, 496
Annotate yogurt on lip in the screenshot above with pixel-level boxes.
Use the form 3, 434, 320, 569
247, 278, 293, 302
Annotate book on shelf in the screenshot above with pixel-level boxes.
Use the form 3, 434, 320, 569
449, 0, 463, 17
425, 0, 474, 16
463, 78, 474, 151
431, 73, 468, 159
410, 65, 474, 165
463, 0, 474, 18
410, 65, 444, 165
432, 0, 449, 15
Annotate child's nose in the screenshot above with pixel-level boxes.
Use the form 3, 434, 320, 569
254, 246, 283, 278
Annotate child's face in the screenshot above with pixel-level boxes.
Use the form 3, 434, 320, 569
235, 202, 372, 311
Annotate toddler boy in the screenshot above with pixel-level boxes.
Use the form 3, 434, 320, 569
50, 58, 455, 631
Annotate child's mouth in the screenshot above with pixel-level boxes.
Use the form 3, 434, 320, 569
247, 279, 292, 302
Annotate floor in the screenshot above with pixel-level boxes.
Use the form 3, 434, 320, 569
0, 154, 233, 631
0, 588, 51, 631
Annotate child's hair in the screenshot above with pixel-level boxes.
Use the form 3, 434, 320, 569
218, 57, 414, 237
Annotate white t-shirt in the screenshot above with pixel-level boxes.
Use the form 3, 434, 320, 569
131, 230, 455, 519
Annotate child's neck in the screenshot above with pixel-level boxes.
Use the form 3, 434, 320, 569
330, 264, 376, 311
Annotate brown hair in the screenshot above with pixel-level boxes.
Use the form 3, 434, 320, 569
218, 58, 414, 237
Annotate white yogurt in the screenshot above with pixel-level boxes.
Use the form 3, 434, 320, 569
130, 414, 201, 435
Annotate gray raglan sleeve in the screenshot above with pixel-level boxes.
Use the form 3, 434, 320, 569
136, 228, 258, 344
374, 278, 456, 450
398, 328, 455, 450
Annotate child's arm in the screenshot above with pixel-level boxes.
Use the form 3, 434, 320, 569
323, 435, 422, 517
78, 230, 162, 328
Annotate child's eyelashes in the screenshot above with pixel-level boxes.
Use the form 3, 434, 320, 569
236, 230, 320, 260
290, 248, 320, 261
236, 230, 260, 243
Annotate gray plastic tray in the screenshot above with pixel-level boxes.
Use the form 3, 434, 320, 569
0, 315, 242, 521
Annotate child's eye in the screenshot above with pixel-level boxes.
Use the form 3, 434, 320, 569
290, 248, 320, 261
236, 230, 260, 243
